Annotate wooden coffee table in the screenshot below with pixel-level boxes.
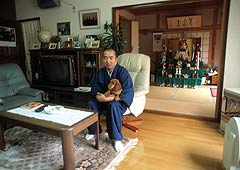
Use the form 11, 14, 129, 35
0, 104, 99, 170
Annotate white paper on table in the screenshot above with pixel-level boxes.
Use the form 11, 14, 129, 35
7, 107, 94, 126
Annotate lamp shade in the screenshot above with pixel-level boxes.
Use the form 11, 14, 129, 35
38, 30, 51, 43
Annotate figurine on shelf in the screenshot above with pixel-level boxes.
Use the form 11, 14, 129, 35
161, 63, 167, 77
175, 60, 182, 78
174, 38, 191, 62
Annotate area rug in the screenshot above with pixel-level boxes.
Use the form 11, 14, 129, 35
210, 87, 217, 97
0, 126, 138, 170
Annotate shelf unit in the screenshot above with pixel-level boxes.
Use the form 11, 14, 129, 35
30, 48, 102, 107
79, 48, 103, 86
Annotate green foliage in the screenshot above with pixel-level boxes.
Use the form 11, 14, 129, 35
202, 62, 212, 76
101, 22, 126, 55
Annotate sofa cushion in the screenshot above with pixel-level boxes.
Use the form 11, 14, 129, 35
0, 95, 42, 111
0, 63, 30, 98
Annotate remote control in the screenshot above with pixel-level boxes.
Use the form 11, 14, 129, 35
35, 104, 48, 112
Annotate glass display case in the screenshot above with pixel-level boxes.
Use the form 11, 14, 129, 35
79, 48, 103, 86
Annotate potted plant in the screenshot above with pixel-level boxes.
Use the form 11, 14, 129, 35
100, 22, 126, 55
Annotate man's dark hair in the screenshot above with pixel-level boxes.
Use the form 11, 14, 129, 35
103, 48, 118, 58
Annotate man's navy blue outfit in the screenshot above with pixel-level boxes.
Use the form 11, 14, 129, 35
87, 63, 134, 140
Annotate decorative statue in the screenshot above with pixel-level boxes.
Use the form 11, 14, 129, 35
175, 60, 182, 78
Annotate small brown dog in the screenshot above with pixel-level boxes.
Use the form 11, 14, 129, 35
104, 79, 122, 101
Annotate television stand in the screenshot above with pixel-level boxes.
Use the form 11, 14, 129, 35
31, 84, 91, 108
30, 48, 102, 108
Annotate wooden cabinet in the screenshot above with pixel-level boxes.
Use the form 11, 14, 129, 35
30, 48, 102, 87
210, 74, 218, 85
79, 48, 103, 86
29, 48, 102, 107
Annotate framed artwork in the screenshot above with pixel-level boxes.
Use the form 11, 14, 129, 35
167, 15, 201, 29
79, 8, 100, 29
49, 43, 57, 49
153, 33, 163, 52
32, 43, 41, 49
57, 22, 70, 36
0, 26, 16, 47
90, 40, 100, 48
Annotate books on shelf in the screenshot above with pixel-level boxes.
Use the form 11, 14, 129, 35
21, 102, 43, 110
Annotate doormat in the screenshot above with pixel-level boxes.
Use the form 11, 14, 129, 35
0, 126, 138, 170
210, 87, 217, 97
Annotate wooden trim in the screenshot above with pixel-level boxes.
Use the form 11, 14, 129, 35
139, 24, 222, 34
144, 109, 217, 121
215, 0, 230, 122
18, 17, 40, 22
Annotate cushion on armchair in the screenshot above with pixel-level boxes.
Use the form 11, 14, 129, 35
0, 63, 30, 98
118, 53, 150, 117
118, 53, 150, 94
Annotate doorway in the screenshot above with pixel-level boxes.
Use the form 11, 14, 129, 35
113, 0, 226, 121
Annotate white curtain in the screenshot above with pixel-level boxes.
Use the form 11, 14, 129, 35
21, 19, 41, 81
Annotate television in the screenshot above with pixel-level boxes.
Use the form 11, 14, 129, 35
40, 56, 74, 86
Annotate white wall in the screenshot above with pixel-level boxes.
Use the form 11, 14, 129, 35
15, 0, 168, 41
15, 0, 240, 89
223, 0, 240, 88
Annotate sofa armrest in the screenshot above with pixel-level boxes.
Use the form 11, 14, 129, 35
17, 87, 44, 97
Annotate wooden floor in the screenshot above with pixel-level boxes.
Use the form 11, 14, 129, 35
116, 112, 224, 170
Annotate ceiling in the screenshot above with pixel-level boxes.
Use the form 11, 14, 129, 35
124, 0, 224, 16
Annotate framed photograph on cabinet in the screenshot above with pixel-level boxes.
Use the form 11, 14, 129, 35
32, 43, 41, 49
48, 43, 57, 49
89, 40, 100, 48
79, 8, 100, 29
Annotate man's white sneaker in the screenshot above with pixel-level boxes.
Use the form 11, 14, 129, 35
85, 132, 109, 140
84, 134, 95, 140
114, 140, 124, 152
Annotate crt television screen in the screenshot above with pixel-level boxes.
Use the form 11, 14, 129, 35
40, 56, 74, 86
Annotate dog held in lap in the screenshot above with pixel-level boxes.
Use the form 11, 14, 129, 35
104, 79, 122, 101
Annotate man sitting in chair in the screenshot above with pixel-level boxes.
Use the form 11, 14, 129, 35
85, 48, 134, 152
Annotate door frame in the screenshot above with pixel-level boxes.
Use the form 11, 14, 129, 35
112, 0, 230, 122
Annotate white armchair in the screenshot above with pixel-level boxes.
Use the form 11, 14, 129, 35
118, 53, 150, 132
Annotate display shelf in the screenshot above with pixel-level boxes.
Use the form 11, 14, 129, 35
30, 48, 102, 108
156, 76, 202, 88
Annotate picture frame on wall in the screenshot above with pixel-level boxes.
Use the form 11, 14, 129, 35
0, 25, 16, 47
79, 8, 100, 29
57, 22, 70, 36
153, 32, 163, 52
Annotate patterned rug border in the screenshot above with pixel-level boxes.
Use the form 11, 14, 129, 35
0, 126, 138, 170
104, 138, 138, 170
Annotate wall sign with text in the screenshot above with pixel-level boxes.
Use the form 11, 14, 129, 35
167, 15, 201, 29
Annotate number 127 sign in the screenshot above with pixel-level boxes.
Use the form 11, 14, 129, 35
167, 15, 201, 29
